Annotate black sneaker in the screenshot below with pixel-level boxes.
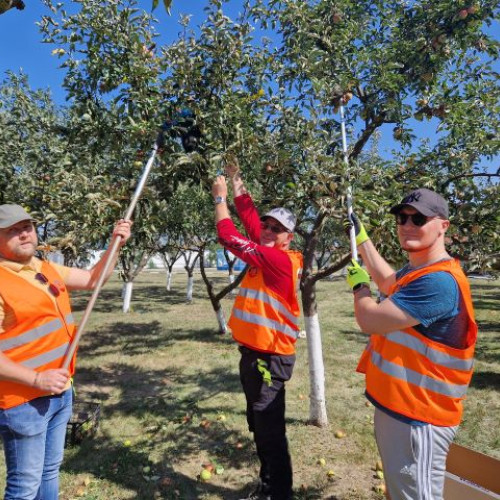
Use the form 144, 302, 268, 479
239, 481, 271, 500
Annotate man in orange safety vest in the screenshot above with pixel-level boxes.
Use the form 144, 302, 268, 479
212, 161, 303, 500
345, 188, 477, 500
0, 203, 131, 500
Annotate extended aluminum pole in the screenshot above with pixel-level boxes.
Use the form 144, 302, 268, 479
62, 129, 165, 369
340, 104, 358, 262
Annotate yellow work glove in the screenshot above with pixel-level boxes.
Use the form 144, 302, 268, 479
346, 259, 371, 291
343, 213, 370, 246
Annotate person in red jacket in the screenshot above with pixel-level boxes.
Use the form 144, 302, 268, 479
212, 162, 303, 500
0, 204, 131, 500
345, 189, 477, 500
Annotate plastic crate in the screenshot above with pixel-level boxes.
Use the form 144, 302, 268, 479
65, 401, 101, 447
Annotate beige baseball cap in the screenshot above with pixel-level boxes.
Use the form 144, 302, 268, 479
0, 204, 36, 229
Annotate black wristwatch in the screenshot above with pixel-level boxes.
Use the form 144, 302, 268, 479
353, 283, 370, 294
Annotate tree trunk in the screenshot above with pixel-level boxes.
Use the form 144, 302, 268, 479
304, 312, 327, 426
186, 275, 194, 302
122, 281, 134, 313
216, 304, 228, 334
299, 221, 329, 427
166, 269, 173, 291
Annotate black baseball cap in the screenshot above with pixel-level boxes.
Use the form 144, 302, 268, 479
389, 188, 449, 219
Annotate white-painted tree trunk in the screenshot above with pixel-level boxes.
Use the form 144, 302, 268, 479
228, 273, 236, 296
305, 313, 328, 427
166, 270, 173, 291
216, 307, 228, 334
122, 281, 134, 313
186, 276, 194, 302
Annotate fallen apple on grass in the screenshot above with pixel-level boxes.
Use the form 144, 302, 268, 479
200, 469, 212, 482
202, 463, 214, 473
373, 483, 387, 495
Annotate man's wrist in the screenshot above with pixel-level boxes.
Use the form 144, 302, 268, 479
353, 283, 370, 295
214, 196, 226, 204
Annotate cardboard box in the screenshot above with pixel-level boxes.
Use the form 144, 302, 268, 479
444, 443, 500, 500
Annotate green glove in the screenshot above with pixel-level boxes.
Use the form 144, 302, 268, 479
257, 359, 272, 387
343, 213, 370, 246
346, 259, 371, 291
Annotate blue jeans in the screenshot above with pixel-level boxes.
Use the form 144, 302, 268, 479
0, 389, 73, 500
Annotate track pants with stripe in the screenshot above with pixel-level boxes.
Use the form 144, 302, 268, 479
374, 407, 458, 500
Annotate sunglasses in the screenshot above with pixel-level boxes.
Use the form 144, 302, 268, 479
34, 273, 61, 297
261, 221, 289, 234
395, 213, 436, 227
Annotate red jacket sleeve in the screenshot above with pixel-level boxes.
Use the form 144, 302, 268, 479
234, 193, 262, 242
216, 218, 294, 300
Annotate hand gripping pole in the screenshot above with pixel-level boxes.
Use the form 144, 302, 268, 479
340, 105, 358, 262
62, 128, 165, 369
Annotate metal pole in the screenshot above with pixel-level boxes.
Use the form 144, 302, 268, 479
62, 132, 164, 369
340, 104, 358, 262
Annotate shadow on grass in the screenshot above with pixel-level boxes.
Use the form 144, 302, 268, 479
77, 320, 172, 358
78, 322, 235, 359
470, 370, 500, 391
65, 359, 262, 498
471, 283, 500, 311
66, 349, 312, 498
63, 435, 248, 499
71, 283, 224, 315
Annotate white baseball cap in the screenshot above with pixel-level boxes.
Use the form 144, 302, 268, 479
261, 207, 296, 232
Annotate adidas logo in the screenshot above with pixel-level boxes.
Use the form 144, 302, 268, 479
400, 465, 413, 476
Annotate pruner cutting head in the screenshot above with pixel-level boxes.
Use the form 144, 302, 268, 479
156, 122, 172, 148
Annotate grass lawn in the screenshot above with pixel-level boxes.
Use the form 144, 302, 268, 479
1, 271, 498, 499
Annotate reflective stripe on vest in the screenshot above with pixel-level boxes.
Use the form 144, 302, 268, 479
231, 308, 299, 340
0, 313, 74, 352
385, 331, 474, 371
237, 287, 300, 328
21, 343, 70, 369
369, 348, 469, 398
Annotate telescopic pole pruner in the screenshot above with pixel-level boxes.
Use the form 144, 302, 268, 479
61, 126, 166, 369
340, 104, 358, 262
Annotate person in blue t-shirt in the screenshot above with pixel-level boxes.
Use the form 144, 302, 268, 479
344, 188, 476, 500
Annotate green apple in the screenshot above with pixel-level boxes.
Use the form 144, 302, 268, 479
200, 469, 212, 481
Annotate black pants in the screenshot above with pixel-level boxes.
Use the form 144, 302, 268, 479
239, 346, 295, 500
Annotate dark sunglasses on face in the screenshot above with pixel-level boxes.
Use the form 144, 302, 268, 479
395, 212, 436, 227
34, 273, 61, 297
261, 221, 289, 234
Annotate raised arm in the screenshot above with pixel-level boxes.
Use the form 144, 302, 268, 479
64, 219, 132, 291
347, 214, 396, 295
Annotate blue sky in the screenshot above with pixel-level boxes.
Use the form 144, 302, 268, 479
0, 1, 498, 173
0, 1, 241, 97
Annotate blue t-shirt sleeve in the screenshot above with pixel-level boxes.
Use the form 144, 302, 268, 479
390, 272, 459, 327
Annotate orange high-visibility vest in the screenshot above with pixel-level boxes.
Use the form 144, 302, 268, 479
357, 259, 477, 426
0, 261, 77, 409
228, 251, 303, 355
